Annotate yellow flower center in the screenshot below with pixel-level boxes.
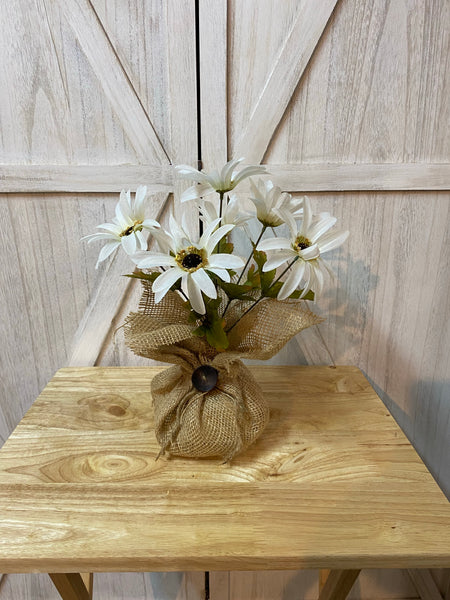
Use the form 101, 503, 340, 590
293, 235, 311, 252
120, 220, 143, 237
176, 246, 207, 272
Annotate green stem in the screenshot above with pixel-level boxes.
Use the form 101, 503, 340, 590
221, 224, 267, 319
217, 191, 225, 254
225, 257, 299, 333
270, 256, 299, 288
219, 191, 224, 219
236, 224, 267, 285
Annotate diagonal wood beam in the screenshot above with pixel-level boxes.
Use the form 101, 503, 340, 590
49, 573, 91, 600
318, 570, 361, 600
67, 1, 198, 369
234, 0, 340, 163
0, 165, 173, 194
49, 0, 170, 164
408, 570, 444, 600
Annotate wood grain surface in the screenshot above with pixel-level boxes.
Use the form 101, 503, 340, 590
0, 0, 449, 597
0, 366, 448, 574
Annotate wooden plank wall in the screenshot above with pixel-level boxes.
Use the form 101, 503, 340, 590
228, 0, 450, 497
0, 0, 448, 598
209, 1, 450, 599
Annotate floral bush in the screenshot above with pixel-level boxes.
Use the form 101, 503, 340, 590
83, 158, 348, 350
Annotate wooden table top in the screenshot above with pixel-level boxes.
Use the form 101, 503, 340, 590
0, 365, 448, 573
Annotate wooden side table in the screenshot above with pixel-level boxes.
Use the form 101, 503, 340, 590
0, 366, 448, 600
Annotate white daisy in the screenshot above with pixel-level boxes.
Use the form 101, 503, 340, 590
175, 157, 268, 203
82, 186, 160, 268
199, 194, 251, 228
257, 198, 349, 300
249, 178, 304, 227
133, 215, 245, 315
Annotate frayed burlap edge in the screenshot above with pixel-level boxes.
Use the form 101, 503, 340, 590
124, 281, 322, 460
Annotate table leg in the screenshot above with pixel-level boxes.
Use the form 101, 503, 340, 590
318, 569, 361, 600
49, 573, 93, 600
319, 570, 331, 592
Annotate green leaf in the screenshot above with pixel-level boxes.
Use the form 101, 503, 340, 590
263, 280, 315, 301
290, 289, 315, 301
251, 248, 276, 291
244, 264, 260, 288
219, 281, 254, 301
205, 318, 229, 350
220, 241, 234, 254
123, 271, 159, 282
252, 248, 266, 271
191, 298, 230, 350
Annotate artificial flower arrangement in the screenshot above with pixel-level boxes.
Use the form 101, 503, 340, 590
83, 158, 348, 461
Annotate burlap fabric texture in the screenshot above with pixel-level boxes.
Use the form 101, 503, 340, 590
124, 281, 322, 461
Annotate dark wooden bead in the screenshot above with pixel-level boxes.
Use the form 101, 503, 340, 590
191, 365, 219, 392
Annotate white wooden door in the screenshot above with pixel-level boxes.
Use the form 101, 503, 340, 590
198, 1, 450, 600
0, 0, 201, 597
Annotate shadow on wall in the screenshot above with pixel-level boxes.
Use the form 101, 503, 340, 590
366, 375, 450, 500
318, 252, 380, 364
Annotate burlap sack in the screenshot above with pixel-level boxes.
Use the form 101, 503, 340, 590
124, 281, 322, 461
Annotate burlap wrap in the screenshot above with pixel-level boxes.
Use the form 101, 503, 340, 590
124, 281, 322, 461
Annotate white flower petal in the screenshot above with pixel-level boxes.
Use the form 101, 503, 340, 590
249, 195, 268, 219
198, 199, 219, 224
121, 233, 137, 255
96, 222, 122, 234
318, 229, 349, 253
198, 218, 222, 248
300, 197, 313, 234
95, 241, 120, 268
169, 214, 189, 250
317, 257, 336, 280
277, 208, 298, 239
134, 185, 147, 218
232, 165, 267, 187
135, 230, 148, 251
221, 157, 244, 188
153, 229, 175, 254
278, 261, 305, 300
175, 164, 211, 185
82, 232, 117, 243
187, 275, 205, 314
180, 183, 212, 203
206, 267, 230, 282
119, 189, 130, 209
152, 267, 183, 294
191, 268, 217, 299
309, 215, 337, 243
208, 253, 244, 269
207, 169, 223, 190
300, 262, 313, 298
299, 243, 320, 261
136, 253, 176, 268
312, 263, 324, 297
205, 223, 234, 254
263, 251, 293, 271
257, 237, 292, 251
141, 219, 160, 230
115, 201, 131, 229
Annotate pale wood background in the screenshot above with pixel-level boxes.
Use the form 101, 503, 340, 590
0, 0, 449, 599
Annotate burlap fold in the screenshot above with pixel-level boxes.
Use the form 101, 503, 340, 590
124, 281, 322, 461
